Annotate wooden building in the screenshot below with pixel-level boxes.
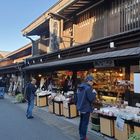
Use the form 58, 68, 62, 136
0, 43, 32, 94
22, 1, 140, 72
0, 43, 32, 74
21, 0, 140, 103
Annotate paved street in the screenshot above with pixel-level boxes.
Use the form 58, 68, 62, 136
0, 99, 75, 140
0, 96, 110, 140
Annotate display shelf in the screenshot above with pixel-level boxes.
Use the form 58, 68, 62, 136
63, 103, 77, 118
100, 115, 115, 137
54, 100, 63, 116
128, 121, 140, 134
37, 95, 48, 107
114, 121, 132, 140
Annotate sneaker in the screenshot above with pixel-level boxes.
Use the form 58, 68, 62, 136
27, 116, 34, 119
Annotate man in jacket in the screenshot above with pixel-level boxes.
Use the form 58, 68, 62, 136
76, 75, 96, 140
25, 78, 37, 119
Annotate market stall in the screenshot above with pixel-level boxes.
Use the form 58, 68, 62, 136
47, 90, 78, 118
98, 106, 140, 140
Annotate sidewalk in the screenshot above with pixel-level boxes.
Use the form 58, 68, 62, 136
5, 94, 114, 140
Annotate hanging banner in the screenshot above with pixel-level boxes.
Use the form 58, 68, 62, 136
49, 18, 60, 52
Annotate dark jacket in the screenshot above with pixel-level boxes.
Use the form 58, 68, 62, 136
76, 83, 96, 113
0, 79, 6, 87
25, 83, 36, 101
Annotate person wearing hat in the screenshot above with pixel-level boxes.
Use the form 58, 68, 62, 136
76, 75, 96, 140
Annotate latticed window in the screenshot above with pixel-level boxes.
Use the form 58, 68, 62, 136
120, 0, 140, 31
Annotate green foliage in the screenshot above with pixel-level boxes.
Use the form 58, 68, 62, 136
128, 133, 140, 140
15, 93, 24, 103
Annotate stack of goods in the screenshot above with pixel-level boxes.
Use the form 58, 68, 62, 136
63, 91, 78, 118
99, 106, 140, 121
53, 94, 65, 116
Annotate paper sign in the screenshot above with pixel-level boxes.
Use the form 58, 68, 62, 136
115, 116, 124, 131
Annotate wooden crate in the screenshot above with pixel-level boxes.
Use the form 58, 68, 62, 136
134, 126, 140, 134
37, 95, 47, 107
100, 116, 115, 137
63, 103, 77, 118
114, 121, 131, 140
54, 101, 63, 116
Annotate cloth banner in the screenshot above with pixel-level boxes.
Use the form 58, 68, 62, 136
49, 18, 60, 52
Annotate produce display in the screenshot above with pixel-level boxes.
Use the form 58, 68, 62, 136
99, 106, 140, 122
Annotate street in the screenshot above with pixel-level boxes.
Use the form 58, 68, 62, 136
0, 99, 74, 140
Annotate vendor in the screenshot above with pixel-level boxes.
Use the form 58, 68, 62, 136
62, 76, 70, 93
48, 80, 56, 92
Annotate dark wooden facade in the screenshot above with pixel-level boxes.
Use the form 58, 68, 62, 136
60, 0, 140, 43
22, 0, 140, 76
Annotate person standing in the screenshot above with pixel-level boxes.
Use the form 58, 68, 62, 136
25, 78, 37, 119
0, 77, 6, 98
76, 75, 96, 140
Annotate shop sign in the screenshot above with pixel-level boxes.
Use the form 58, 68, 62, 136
93, 59, 114, 68
115, 115, 124, 131
49, 18, 60, 52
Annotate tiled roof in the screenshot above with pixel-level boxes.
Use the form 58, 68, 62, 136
0, 51, 10, 58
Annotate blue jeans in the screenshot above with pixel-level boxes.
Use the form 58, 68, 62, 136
26, 99, 34, 117
0, 87, 5, 98
79, 112, 90, 140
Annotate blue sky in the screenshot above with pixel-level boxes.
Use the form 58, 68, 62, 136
0, 0, 58, 52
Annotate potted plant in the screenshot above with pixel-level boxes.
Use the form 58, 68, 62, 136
15, 93, 25, 103
128, 133, 140, 140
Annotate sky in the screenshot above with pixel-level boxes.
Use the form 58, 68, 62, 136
0, 0, 58, 52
